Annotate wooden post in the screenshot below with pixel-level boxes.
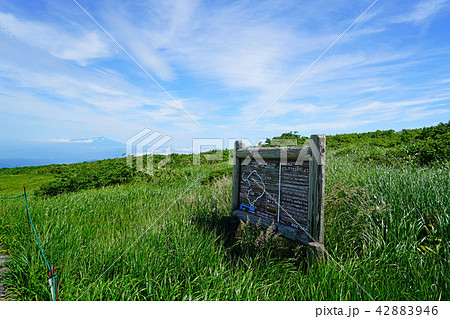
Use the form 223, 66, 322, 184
308, 242, 325, 264
231, 141, 244, 211
307, 135, 326, 259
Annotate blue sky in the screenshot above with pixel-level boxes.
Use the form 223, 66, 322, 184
0, 0, 449, 153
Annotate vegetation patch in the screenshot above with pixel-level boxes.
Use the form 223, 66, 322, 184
268, 121, 450, 165
0, 123, 448, 300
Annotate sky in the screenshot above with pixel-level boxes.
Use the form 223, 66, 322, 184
0, 0, 449, 154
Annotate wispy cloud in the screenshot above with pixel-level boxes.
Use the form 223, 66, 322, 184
393, 0, 448, 25
27, 138, 96, 143
0, 12, 112, 65
345, 97, 450, 116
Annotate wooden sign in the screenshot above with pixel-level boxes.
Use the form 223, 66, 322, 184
231, 135, 325, 247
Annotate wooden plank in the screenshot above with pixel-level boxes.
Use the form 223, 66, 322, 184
309, 135, 326, 166
307, 152, 316, 241
307, 134, 326, 243
316, 136, 326, 244
231, 141, 244, 211
231, 209, 310, 245
236, 146, 311, 162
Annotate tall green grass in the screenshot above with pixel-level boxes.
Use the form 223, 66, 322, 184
0, 150, 448, 300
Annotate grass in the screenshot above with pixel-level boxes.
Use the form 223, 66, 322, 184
0, 147, 448, 300
0, 174, 55, 196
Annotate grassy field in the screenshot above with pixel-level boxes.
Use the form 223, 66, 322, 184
0, 173, 55, 196
0, 140, 449, 300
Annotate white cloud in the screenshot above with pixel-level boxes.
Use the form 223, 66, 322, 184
345, 97, 450, 116
125, 38, 176, 81
0, 57, 200, 136
358, 85, 398, 93
82, 0, 402, 129
0, 12, 111, 64
45, 139, 72, 143
394, 0, 448, 25
35, 138, 95, 143
102, 1, 331, 91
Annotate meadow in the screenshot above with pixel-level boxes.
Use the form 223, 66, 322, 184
0, 123, 449, 300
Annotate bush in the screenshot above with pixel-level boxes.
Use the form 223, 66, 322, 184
268, 122, 450, 165
36, 160, 135, 196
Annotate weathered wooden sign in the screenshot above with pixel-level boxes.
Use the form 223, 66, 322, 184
231, 135, 325, 247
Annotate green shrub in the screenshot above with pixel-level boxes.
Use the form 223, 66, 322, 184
268, 121, 450, 165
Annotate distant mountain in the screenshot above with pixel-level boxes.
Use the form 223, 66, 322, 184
0, 137, 126, 168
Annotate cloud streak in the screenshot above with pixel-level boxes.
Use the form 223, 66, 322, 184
394, 0, 448, 25
0, 12, 111, 65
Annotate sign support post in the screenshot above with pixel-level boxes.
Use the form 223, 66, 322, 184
307, 134, 326, 259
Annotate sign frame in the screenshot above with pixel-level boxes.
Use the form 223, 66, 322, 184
231, 135, 326, 247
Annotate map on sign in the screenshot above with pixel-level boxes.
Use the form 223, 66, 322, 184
239, 170, 266, 212
238, 159, 309, 230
